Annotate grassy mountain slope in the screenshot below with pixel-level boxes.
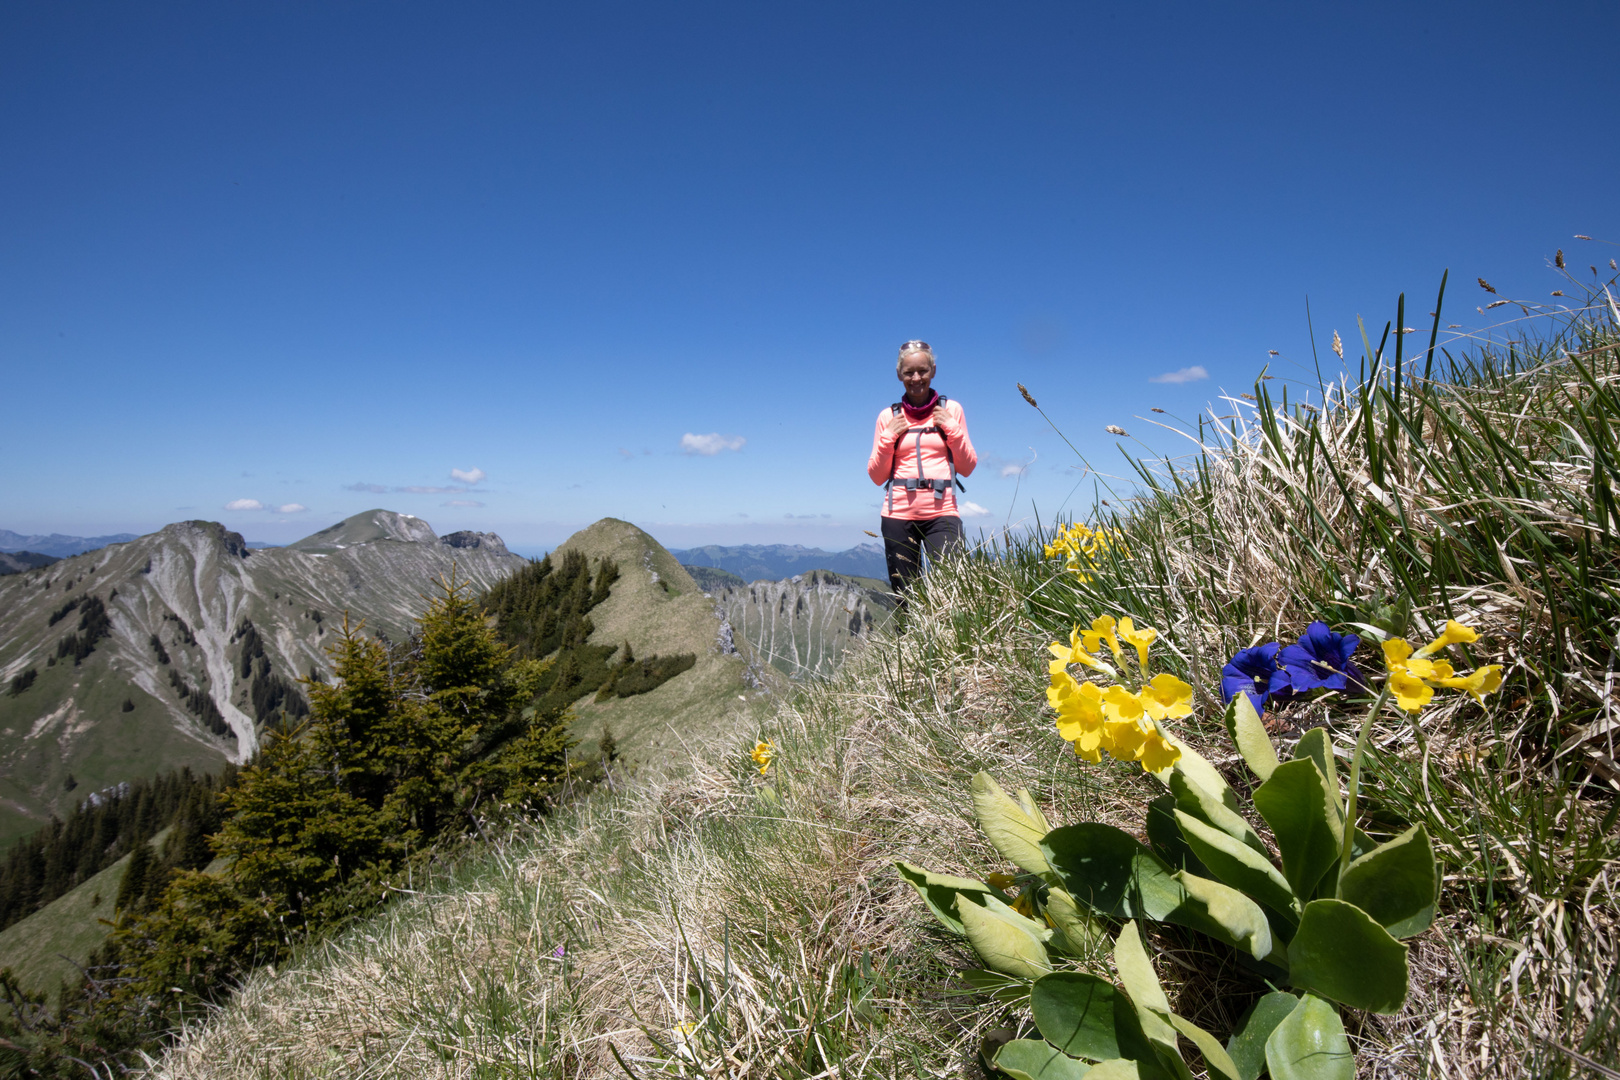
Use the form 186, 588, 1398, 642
149, 288, 1620, 1079
0, 511, 524, 846
547, 518, 769, 761
0, 852, 133, 1000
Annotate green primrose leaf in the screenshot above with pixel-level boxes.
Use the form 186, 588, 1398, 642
1169, 1014, 1242, 1080
1042, 825, 1187, 921
1169, 769, 1267, 855
1018, 786, 1053, 833
1291, 729, 1338, 799
1046, 887, 1104, 955
1151, 739, 1239, 812
1336, 824, 1438, 938
1286, 899, 1409, 1014
1252, 759, 1343, 902
1111, 921, 1186, 1077
1225, 694, 1280, 782
1264, 994, 1354, 1080
1085, 1062, 1155, 1080
895, 861, 993, 935
1030, 973, 1159, 1068
958, 893, 1053, 979
1173, 811, 1299, 922
1112, 921, 1172, 1016
994, 1039, 1095, 1080
1226, 992, 1301, 1080
1168, 871, 1274, 961
1146, 794, 1208, 876
962, 967, 1037, 1004
973, 772, 1052, 875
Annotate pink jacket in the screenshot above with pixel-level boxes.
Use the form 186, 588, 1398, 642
867, 398, 978, 520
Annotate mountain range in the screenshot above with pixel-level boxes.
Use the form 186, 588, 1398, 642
0, 530, 141, 559
0, 510, 526, 846
669, 541, 887, 582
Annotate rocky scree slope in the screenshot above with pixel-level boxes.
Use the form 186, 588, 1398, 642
698, 568, 896, 680
0, 510, 524, 846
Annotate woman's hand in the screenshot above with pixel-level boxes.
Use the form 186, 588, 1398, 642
931, 403, 954, 431
884, 411, 910, 439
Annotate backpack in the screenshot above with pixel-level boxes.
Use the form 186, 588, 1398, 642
884, 396, 967, 513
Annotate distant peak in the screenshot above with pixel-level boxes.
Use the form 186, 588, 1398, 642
441, 530, 510, 555
162, 520, 253, 558
287, 509, 438, 553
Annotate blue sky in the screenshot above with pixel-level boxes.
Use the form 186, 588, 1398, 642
3, 2, 1617, 554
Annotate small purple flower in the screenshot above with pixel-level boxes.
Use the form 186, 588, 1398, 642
1277, 621, 1361, 694
551, 944, 567, 960
1220, 642, 1291, 715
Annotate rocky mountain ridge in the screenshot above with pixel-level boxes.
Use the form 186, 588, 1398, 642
699, 568, 896, 680
0, 510, 525, 845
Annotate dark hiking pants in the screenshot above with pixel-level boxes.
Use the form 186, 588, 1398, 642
881, 514, 965, 596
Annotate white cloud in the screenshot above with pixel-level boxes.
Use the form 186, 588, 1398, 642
1149, 365, 1209, 384
959, 501, 993, 517
444, 499, 485, 508
345, 482, 388, 493
681, 433, 746, 456
450, 467, 486, 485
275, 503, 308, 514
1000, 463, 1026, 478
224, 498, 264, 511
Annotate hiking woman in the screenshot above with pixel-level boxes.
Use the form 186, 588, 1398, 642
867, 340, 978, 594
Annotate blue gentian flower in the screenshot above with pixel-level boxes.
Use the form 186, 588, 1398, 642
1220, 642, 1291, 715
1277, 621, 1361, 694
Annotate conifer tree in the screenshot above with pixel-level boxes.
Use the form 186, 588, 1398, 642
214, 723, 393, 925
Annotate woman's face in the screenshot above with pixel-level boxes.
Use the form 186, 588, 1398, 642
898, 353, 935, 402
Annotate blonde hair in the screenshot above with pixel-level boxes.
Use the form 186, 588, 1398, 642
896, 340, 935, 374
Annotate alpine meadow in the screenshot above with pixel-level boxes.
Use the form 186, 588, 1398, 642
0, 263, 1589, 1078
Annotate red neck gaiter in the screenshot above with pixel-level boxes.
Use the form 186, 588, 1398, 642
901, 390, 939, 424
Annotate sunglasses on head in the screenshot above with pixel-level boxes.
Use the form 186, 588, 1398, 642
899, 340, 931, 354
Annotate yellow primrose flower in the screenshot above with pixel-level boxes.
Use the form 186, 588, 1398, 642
1414, 618, 1479, 658
1054, 680, 1105, 742
1139, 673, 1194, 721
1103, 716, 1151, 761
987, 872, 1017, 890
1047, 667, 1079, 711
1382, 637, 1415, 669
1403, 656, 1439, 679
1437, 664, 1503, 704
1139, 731, 1182, 772
1050, 630, 1112, 675
1100, 684, 1144, 724
1388, 669, 1434, 713
1011, 891, 1037, 918
750, 740, 776, 773
1116, 617, 1158, 672
1082, 616, 1123, 662
1071, 740, 1104, 763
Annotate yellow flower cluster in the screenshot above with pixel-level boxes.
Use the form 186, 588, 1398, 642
750, 740, 776, 774
1381, 619, 1503, 713
1044, 522, 1126, 582
1047, 615, 1184, 771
